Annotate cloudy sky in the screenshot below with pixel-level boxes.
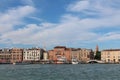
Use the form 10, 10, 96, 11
0, 0, 120, 50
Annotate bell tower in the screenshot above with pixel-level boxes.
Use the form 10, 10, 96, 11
96, 45, 99, 52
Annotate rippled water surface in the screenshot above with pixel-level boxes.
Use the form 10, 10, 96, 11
0, 64, 120, 80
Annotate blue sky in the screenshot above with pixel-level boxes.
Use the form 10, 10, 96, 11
0, 0, 120, 50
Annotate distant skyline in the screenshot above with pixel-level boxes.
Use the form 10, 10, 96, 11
0, 0, 120, 50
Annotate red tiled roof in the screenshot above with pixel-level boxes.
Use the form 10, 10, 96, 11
54, 46, 66, 48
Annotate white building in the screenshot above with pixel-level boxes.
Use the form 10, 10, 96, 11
23, 48, 44, 61
43, 51, 48, 61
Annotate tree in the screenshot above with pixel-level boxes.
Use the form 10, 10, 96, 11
94, 51, 101, 60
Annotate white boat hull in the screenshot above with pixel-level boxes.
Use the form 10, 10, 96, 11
72, 61, 79, 64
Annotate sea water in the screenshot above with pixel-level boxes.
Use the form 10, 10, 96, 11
0, 64, 120, 80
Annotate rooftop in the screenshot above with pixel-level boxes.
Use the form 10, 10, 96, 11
103, 49, 120, 51
54, 46, 66, 48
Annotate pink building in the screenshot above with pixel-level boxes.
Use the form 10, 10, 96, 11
48, 46, 71, 64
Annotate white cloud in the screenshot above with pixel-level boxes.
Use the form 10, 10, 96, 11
67, 0, 89, 12
98, 32, 120, 41
1, 5, 120, 47
0, 6, 35, 33
0, 14, 98, 46
67, 0, 120, 17
29, 16, 43, 22
0, 22, 57, 45
0, 24, 38, 44
1, 0, 120, 48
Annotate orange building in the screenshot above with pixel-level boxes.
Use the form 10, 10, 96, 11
48, 46, 71, 64
10, 48, 23, 63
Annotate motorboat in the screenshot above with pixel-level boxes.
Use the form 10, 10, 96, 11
72, 58, 79, 64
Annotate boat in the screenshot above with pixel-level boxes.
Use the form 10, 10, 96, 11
13, 62, 16, 65
72, 61, 79, 64
56, 56, 67, 64
12, 62, 31, 65
71, 58, 79, 64
56, 61, 64, 64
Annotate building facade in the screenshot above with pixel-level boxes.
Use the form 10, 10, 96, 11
49, 46, 93, 63
43, 51, 48, 61
71, 48, 80, 61
0, 48, 11, 63
71, 48, 93, 63
11, 48, 23, 63
48, 46, 71, 63
101, 49, 120, 63
23, 48, 44, 61
79, 49, 93, 63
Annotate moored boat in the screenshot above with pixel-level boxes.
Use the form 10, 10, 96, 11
71, 58, 79, 64
72, 61, 79, 64
12, 62, 31, 65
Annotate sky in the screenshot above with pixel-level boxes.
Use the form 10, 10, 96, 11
0, 0, 120, 50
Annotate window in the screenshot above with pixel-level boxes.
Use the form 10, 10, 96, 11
56, 51, 61, 55
84, 53, 86, 57
118, 56, 120, 58
113, 56, 115, 58
118, 59, 120, 62
108, 59, 110, 62
113, 59, 116, 63
81, 53, 83, 57
107, 52, 110, 55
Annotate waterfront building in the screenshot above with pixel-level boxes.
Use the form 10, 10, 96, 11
23, 48, 44, 61
71, 48, 93, 63
49, 46, 93, 64
0, 48, 11, 63
10, 48, 23, 63
43, 51, 48, 61
101, 49, 120, 63
71, 48, 80, 61
79, 48, 93, 63
48, 46, 71, 63
71, 48, 94, 63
